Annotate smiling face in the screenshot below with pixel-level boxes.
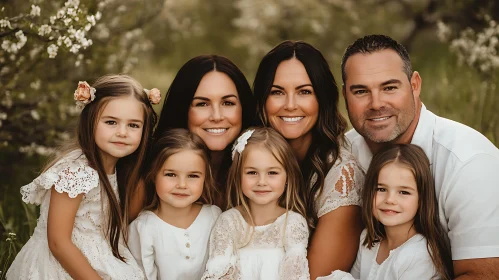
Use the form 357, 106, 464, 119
95, 95, 144, 171
188, 71, 243, 152
373, 161, 419, 231
155, 149, 206, 209
241, 145, 287, 209
343, 49, 421, 145
265, 58, 319, 145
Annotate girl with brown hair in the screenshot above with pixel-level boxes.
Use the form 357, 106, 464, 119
128, 128, 221, 280
7, 75, 159, 279
202, 127, 310, 280
324, 144, 452, 280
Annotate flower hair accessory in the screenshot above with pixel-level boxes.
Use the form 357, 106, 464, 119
143, 88, 161, 105
231, 129, 255, 160
74, 81, 96, 109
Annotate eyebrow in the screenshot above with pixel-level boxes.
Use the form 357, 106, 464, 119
272, 84, 313, 90
377, 183, 416, 190
101, 116, 143, 123
244, 166, 283, 170
349, 79, 402, 91
164, 169, 203, 174
192, 94, 239, 101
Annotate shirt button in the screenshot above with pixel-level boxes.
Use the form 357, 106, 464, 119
186, 243, 190, 248
185, 256, 190, 260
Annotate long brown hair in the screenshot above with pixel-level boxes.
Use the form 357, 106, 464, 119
227, 127, 308, 243
44, 74, 157, 261
253, 41, 347, 229
143, 128, 215, 210
363, 144, 453, 280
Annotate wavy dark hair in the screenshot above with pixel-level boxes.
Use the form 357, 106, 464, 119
253, 40, 347, 228
363, 144, 453, 280
44, 74, 157, 261
154, 55, 255, 207
144, 128, 215, 210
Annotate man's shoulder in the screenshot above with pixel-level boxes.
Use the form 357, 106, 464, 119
431, 113, 499, 163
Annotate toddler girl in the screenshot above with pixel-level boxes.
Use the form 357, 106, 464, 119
128, 128, 221, 280
202, 127, 310, 280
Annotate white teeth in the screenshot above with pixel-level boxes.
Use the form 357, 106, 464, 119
205, 128, 227, 134
371, 116, 390, 121
281, 117, 304, 122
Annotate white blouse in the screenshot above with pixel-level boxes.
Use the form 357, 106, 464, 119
128, 204, 221, 280
350, 229, 438, 280
314, 147, 364, 218
202, 208, 310, 280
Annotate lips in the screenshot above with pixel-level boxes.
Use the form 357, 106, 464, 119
112, 142, 128, 146
204, 128, 227, 134
369, 116, 392, 121
172, 193, 189, 197
253, 190, 272, 195
280, 116, 304, 122
380, 209, 399, 214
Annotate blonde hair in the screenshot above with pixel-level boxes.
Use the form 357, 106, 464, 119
227, 127, 308, 245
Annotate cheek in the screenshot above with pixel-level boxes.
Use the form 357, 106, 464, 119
265, 98, 282, 116
187, 108, 207, 128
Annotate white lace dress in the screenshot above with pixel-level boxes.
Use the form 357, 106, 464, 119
6, 150, 144, 280
314, 147, 364, 218
201, 208, 310, 280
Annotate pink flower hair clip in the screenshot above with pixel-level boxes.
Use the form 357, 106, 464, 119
74, 81, 96, 109
143, 88, 161, 105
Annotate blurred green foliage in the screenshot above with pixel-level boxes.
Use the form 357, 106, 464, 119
1, 0, 498, 275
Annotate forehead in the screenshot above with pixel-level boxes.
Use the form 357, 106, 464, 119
243, 145, 282, 167
163, 149, 205, 168
194, 71, 238, 98
100, 95, 144, 120
344, 49, 406, 85
378, 162, 416, 188
274, 58, 311, 84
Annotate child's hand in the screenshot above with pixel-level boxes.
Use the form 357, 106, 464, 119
316, 270, 356, 280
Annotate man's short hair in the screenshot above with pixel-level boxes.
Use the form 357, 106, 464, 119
341, 34, 413, 83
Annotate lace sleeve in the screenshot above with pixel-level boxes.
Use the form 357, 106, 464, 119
202, 210, 241, 280
21, 150, 99, 205
279, 212, 310, 280
316, 150, 364, 218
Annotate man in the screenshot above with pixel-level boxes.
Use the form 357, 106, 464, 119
342, 34, 499, 278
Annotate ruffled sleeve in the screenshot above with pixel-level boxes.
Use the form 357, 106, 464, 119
279, 212, 310, 280
202, 209, 241, 280
20, 150, 99, 205
316, 148, 365, 218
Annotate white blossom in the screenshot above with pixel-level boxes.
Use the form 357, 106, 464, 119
30, 110, 40, 120
47, 44, 58, 58
38, 24, 52, 36
0, 19, 12, 29
30, 5, 41, 17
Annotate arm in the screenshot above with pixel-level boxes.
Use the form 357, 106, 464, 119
128, 179, 146, 222
47, 188, 102, 280
308, 206, 363, 279
128, 216, 156, 280
279, 214, 310, 280
444, 154, 499, 277
454, 258, 499, 279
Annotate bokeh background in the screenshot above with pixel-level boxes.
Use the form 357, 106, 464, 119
1, 0, 498, 275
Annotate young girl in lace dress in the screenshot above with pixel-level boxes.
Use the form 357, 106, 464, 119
322, 144, 453, 280
128, 128, 221, 280
202, 127, 310, 280
7, 75, 160, 279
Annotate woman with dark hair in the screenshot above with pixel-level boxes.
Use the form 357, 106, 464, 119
253, 41, 364, 279
152, 55, 255, 209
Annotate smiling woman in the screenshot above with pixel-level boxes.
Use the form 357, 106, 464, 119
154, 55, 255, 209
253, 41, 365, 279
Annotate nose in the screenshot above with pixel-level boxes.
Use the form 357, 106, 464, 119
176, 177, 187, 189
209, 104, 224, 122
257, 174, 267, 186
116, 124, 127, 137
284, 93, 297, 110
370, 91, 385, 111
385, 191, 397, 204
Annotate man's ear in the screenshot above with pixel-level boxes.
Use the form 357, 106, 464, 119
410, 71, 422, 99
